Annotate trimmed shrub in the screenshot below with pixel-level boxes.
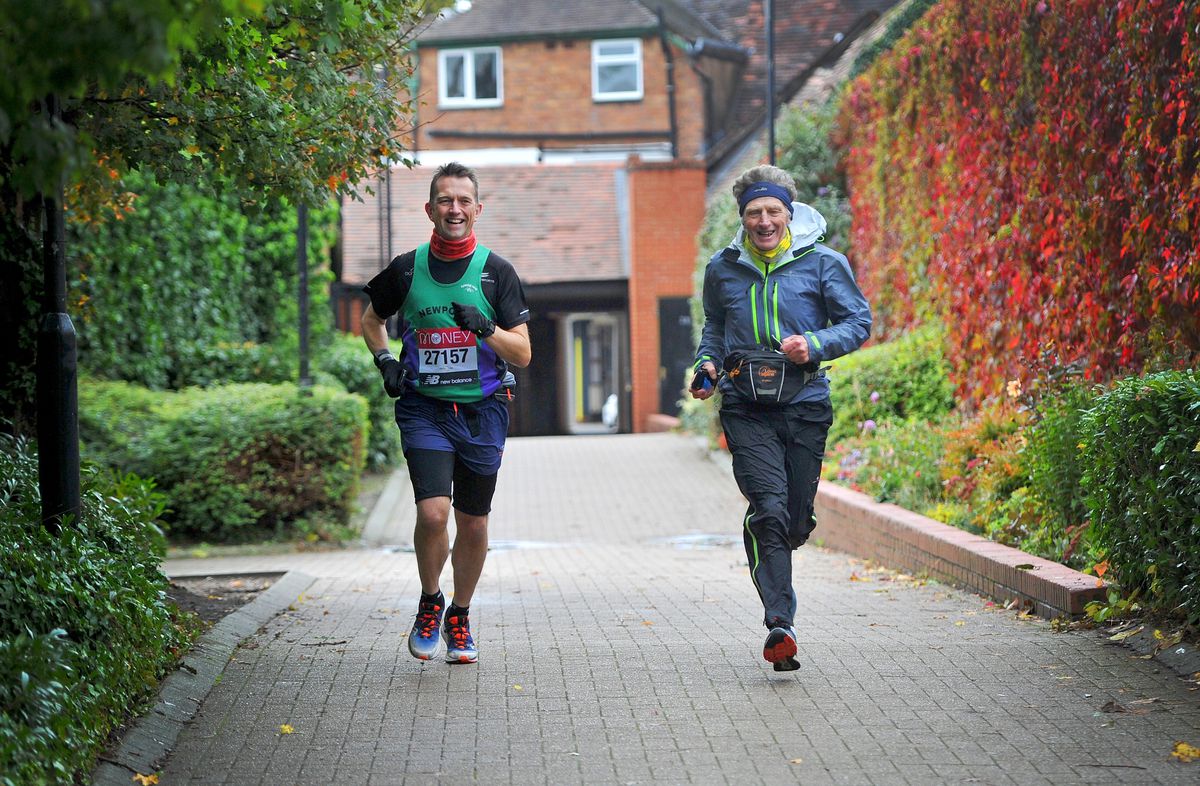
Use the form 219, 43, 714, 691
174, 341, 294, 389
313, 333, 402, 470
79, 381, 368, 542
827, 325, 955, 446
1082, 370, 1200, 622
0, 434, 193, 784
160, 334, 400, 470
1021, 381, 1100, 568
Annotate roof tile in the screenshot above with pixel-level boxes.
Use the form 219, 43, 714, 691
347, 162, 628, 286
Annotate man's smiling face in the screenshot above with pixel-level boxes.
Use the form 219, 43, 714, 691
425, 175, 481, 240
741, 196, 790, 253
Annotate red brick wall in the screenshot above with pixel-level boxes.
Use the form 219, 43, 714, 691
416, 38, 705, 160
626, 159, 706, 432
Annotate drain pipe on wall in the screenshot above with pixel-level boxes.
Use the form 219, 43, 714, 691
657, 9, 679, 159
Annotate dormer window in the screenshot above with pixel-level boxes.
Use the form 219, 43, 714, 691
438, 46, 502, 108
592, 39, 642, 102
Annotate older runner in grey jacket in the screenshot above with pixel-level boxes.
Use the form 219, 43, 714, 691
691, 164, 871, 671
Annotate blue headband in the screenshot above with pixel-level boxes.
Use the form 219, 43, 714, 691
737, 182, 794, 216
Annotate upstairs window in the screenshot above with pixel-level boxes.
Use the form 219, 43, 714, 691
592, 39, 642, 102
438, 46, 502, 108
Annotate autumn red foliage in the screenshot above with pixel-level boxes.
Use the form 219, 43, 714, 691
838, 0, 1199, 403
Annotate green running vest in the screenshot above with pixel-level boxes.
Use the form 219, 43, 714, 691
401, 243, 498, 403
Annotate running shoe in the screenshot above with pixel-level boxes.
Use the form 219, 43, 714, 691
408, 596, 444, 660
763, 625, 800, 671
442, 611, 478, 664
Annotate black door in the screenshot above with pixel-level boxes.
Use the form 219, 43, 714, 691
658, 297, 694, 416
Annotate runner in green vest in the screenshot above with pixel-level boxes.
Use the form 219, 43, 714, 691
361, 162, 532, 665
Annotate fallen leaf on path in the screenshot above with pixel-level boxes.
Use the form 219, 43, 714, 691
848, 573, 868, 582
279, 724, 295, 735
1171, 741, 1200, 762
1108, 626, 1145, 642
132, 774, 159, 785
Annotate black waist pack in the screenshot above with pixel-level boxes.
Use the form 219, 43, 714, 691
723, 349, 823, 405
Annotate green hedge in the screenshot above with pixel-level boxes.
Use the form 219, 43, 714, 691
0, 435, 193, 785
174, 341, 295, 389
79, 381, 368, 542
313, 333, 403, 470
1021, 381, 1097, 561
69, 169, 337, 390
165, 335, 401, 470
1082, 370, 1200, 622
826, 325, 956, 446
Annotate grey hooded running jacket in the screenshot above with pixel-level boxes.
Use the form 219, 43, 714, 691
694, 202, 872, 404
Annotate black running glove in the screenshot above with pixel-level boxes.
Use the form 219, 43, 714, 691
450, 301, 495, 338
373, 350, 407, 398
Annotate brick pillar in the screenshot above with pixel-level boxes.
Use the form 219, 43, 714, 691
626, 159, 707, 433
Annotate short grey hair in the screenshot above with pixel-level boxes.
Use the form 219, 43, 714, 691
731, 165, 797, 204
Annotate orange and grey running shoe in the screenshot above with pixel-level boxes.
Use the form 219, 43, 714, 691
443, 611, 478, 664
408, 596, 444, 660
764, 625, 800, 672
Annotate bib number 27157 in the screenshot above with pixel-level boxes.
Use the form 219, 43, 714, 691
416, 327, 479, 387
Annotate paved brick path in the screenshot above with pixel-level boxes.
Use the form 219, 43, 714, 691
159, 433, 1200, 785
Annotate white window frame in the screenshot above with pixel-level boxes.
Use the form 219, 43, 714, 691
437, 46, 503, 108
591, 38, 643, 102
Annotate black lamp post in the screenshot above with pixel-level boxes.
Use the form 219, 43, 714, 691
297, 202, 311, 393
37, 94, 81, 530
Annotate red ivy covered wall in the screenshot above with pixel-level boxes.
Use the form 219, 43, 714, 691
839, 0, 1199, 402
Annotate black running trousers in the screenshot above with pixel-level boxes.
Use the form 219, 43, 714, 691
719, 399, 833, 628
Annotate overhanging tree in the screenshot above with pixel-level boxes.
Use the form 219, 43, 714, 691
2, 0, 428, 431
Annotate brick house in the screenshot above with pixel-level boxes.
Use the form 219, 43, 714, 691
337, 0, 896, 435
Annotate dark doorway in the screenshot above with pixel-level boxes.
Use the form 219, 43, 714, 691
658, 297, 694, 416
507, 313, 559, 436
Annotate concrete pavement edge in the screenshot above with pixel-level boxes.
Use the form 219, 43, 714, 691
360, 466, 413, 547
90, 570, 317, 785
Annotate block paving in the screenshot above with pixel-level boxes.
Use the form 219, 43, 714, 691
156, 434, 1200, 785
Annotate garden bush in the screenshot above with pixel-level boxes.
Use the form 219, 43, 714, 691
1020, 380, 1099, 567
79, 381, 368, 543
314, 333, 402, 470
826, 379, 1108, 572
0, 434, 194, 785
159, 334, 401, 470
1082, 370, 1200, 623
826, 325, 955, 446
69, 168, 337, 390
824, 416, 946, 514
173, 341, 295, 389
